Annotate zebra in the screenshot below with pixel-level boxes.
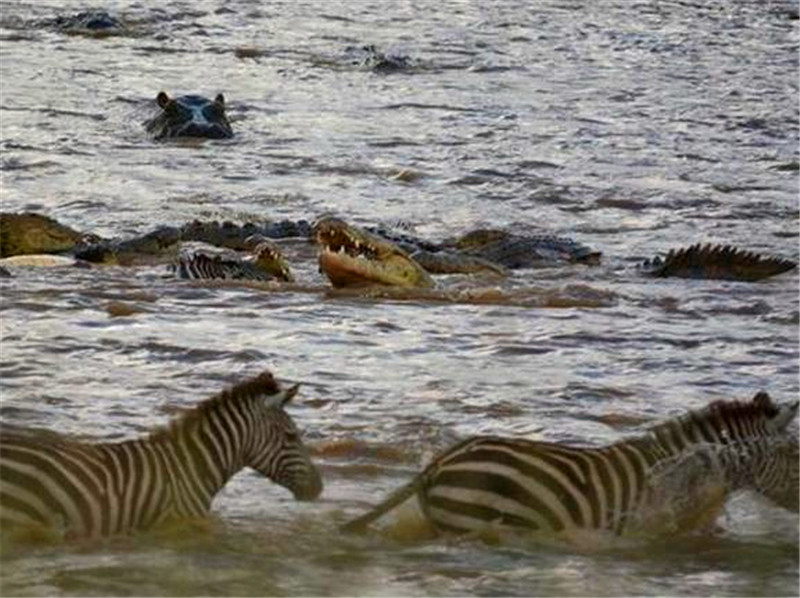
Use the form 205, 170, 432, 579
173, 238, 294, 283
0, 370, 322, 540
341, 391, 798, 538
627, 433, 799, 534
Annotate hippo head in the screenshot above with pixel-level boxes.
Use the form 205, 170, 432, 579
145, 92, 233, 140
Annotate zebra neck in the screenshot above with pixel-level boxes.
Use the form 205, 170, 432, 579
146, 411, 250, 516
713, 437, 795, 493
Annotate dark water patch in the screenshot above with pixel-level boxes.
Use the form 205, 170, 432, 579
593, 197, 650, 210
0, 158, 60, 171
0, 105, 107, 121
516, 159, 562, 170
763, 311, 799, 326
467, 63, 528, 73
0, 361, 46, 379
491, 345, 553, 356
366, 138, 422, 148
551, 332, 703, 350
675, 152, 721, 163
562, 382, 637, 402
380, 102, 482, 113
319, 13, 356, 23
0, 405, 47, 422
711, 183, 781, 194
769, 160, 799, 172
702, 300, 772, 317
132, 45, 193, 55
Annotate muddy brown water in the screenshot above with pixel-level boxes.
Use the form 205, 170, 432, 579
0, 0, 798, 595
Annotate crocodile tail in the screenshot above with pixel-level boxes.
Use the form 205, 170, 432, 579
646, 243, 797, 281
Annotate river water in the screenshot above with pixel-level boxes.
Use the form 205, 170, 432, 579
0, 0, 798, 596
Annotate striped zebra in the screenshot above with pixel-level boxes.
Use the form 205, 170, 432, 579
173, 238, 294, 282
0, 370, 322, 540
634, 432, 799, 532
341, 391, 798, 538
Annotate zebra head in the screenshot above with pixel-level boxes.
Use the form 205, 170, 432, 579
677, 391, 799, 443
246, 381, 323, 501
750, 391, 799, 433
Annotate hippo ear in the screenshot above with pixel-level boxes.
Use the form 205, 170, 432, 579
156, 92, 171, 109
215, 93, 225, 107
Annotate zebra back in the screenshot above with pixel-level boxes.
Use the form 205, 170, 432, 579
635, 391, 798, 460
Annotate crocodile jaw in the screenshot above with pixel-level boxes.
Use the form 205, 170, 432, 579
313, 217, 434, 288
319, 247, 433, 288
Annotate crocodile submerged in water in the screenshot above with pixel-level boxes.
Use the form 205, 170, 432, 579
73, 219, 310, 266
175, 217, 797, 288
345, 45, 416, 74
38, 10, 128, 37
144, 92, 234, 140
0, 212, 796, 287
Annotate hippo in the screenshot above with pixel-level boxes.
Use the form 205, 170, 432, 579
144, 93, 233, 140
46, 11, 127, 36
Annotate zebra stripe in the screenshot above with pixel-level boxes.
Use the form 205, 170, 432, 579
0, 371, 322, 540
342, 391, 798, 537
173, 241, 292, 282
174, 251, 275, 281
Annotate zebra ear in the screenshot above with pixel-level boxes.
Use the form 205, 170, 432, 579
264, 383, 299, 409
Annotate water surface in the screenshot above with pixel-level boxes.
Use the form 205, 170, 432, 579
0, 0, 798, 595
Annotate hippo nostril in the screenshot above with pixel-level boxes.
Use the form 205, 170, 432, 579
179, 123, 230, 139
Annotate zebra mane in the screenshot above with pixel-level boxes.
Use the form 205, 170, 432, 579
645, 391, 785, 442
148, 371, 281, 441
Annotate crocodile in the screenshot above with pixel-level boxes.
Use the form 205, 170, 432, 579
1, 212, 796, 286
443, 228, 602, 268
346, 45, 415, 74
370, 224, 795, 281
73, 219, 311, 266
313, 216, 434, 288
639, 244, 798, 282
0, 213, 97, 258
144, 93, 234, 140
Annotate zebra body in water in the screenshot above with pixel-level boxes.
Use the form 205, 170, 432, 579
0, 370, 322, 540
341, 391, 798, 538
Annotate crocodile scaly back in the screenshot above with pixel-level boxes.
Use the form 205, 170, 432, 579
642, 243, 797, 281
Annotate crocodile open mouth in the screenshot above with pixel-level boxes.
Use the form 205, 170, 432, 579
317, 228, 380, 262
313, 217, 433, 288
